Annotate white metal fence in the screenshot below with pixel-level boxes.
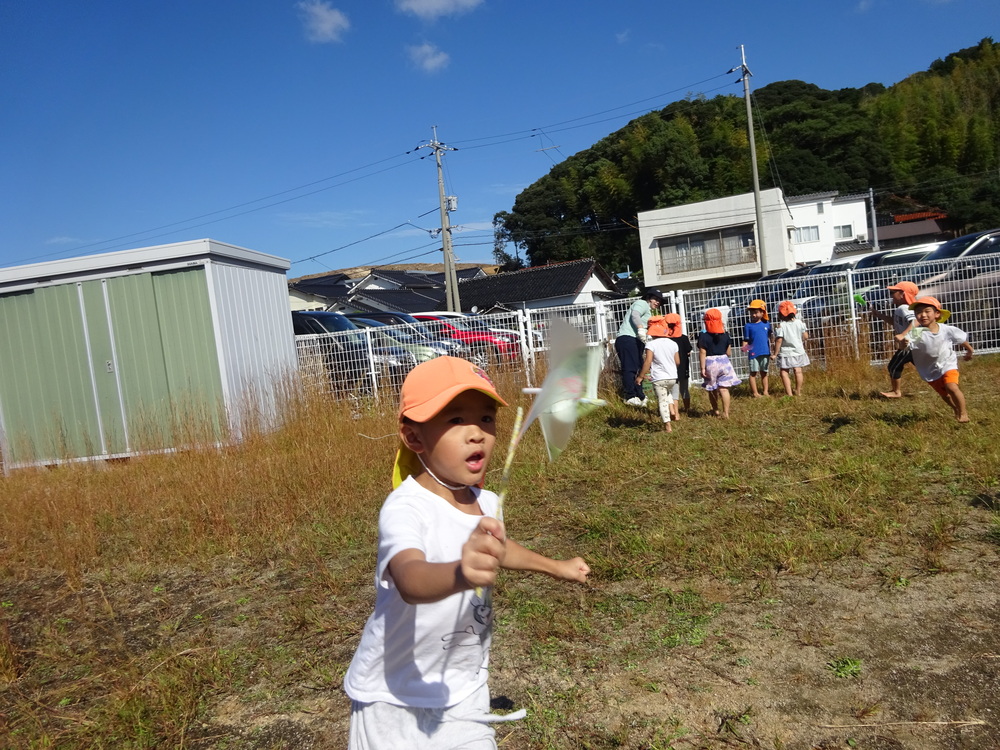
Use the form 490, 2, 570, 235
294, 254, 1000, 399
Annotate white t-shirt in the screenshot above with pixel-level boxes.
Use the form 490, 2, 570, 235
774, 319, 808, 357
905, 324, 968, 382
891, 304, 916, 336
644, 337, 679, 382
344, 477, 499, 708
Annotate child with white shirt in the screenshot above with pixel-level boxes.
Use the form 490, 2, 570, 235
344, 357, 590, 749
900, 297, 974, 422
635, 316, 681, 431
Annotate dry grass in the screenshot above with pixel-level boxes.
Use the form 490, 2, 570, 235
1, 356, 999, 748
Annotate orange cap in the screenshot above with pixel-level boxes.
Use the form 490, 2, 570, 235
664, 312, 683, 335
647, 315, 669, 337
746, 299, 769, 321
393, 357, 507, 488
703, 308, 725, 334
887, 281, 919, 306
909, 296, 951, 323
778, 300, 797, 317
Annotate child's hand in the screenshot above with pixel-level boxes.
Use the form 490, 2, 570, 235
964, 349, 974, 361
460, 517, 507, 589
552, 557, 590, 583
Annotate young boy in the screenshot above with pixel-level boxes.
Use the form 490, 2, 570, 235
899, 296, 974, 422
868, 281, 919, 398
344, 356, 590, 749
635, 316, 681, 431
741, 299, 772, 397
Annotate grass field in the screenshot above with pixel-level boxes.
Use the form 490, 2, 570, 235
1, 353, 999, 749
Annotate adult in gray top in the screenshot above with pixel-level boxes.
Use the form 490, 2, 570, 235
615, 289, 663, 406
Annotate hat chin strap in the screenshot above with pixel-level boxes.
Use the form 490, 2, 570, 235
417, 454, 467, 491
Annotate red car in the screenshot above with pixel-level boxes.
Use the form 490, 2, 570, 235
411, 314, 520, 361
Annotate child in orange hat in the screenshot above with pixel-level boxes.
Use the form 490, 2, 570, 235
345, 357, 590, 748
635, 315, 681, 431
664, 313, 693, 415
868, 281, 919, 398
741, 299, 772, 397
771, 301, 810, 396
697, 308, 741, 418
899, 297, 974, 422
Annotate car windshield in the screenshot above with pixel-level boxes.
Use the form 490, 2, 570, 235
922, 233, 987, 261
310, 314, 365, 345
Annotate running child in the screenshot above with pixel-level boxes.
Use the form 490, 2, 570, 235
899, 296, 974, 422
741, 299, 772, 397
635, 315, 681, 431
771, 301, 810, 397
344, 357, 590, 749
868, 281, 919, 398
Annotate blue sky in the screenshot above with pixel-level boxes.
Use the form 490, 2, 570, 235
1, 1, 993, 279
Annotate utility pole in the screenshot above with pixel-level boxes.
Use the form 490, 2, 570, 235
418, 127, 461, 312
868, 187, 880, 251
732, 46, 767, 276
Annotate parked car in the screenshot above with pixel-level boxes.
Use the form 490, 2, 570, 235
862, 229, 1000, 311
412, 314, 520, 361
291, 310, 416, 389
416, 310, 543, 348
344, 311, 473, 358
347, 317, 449, 362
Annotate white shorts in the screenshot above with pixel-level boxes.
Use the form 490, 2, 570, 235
349, 682, 498, 750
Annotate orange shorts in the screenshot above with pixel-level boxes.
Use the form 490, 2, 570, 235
929, 369, 959, 396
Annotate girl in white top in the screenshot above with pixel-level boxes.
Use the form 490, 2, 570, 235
771, 301, 810, 397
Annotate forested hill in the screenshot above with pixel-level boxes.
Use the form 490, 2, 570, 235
493, 38, 1000, 273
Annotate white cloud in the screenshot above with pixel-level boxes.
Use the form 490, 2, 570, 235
408, 42, 450, 73
297, 0, 350, 43
396, 0, 483, 21
855, 0, 873, 11
45, 236, 82, 245
616, 30, 630, 44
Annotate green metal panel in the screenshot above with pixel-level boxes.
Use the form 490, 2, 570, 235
150, 268, 224, 441
106, 273, 173, 451
80, 280, 128, 454
0, 285, 102, 464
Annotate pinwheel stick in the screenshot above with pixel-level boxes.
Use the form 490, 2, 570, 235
495, 406, 525, 520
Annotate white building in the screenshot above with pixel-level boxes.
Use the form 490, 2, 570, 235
638, 188, 870, 291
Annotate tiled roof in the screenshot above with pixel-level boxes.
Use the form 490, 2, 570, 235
348, 287, 447, 313
288, 273, 353, 299
893, 211, 948, 223
454, 258, 620, 311
368, 270, 442, 288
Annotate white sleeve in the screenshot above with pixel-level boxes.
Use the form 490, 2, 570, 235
376, 494, 427, 584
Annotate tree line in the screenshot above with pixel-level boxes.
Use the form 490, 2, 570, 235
493, 38, 1000, 274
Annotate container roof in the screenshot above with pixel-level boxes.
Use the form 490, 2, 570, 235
0, 239, 290, 292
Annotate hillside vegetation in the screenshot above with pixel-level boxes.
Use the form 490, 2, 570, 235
494, 38, 1000, 272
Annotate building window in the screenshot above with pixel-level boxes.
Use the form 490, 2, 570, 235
834, 224, 853, 239
656, 225, 756, 275
817, 203, 824, 214
794, 226, 819, 243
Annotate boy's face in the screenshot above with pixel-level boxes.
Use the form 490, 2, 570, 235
749, 308, 764, 322
913, 304, 941, 327
405, 389, 498, 488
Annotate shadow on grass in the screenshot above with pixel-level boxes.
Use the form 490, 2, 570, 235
822, 415, 855, 433
970, 492, 1000, 511
873, 411, 930, 427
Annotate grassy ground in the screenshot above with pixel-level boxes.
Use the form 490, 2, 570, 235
1, 354, 999, 748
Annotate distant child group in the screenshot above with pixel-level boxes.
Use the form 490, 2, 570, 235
628, 298, 810, 426
622, 281, 974, 427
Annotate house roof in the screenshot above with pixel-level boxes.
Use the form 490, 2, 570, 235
288, 273, 354, 300
347, 287, 447, 314
364, 269, 442, 289
454, 258, 621, 311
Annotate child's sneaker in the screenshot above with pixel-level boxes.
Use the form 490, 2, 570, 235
625, 396, 643, 406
